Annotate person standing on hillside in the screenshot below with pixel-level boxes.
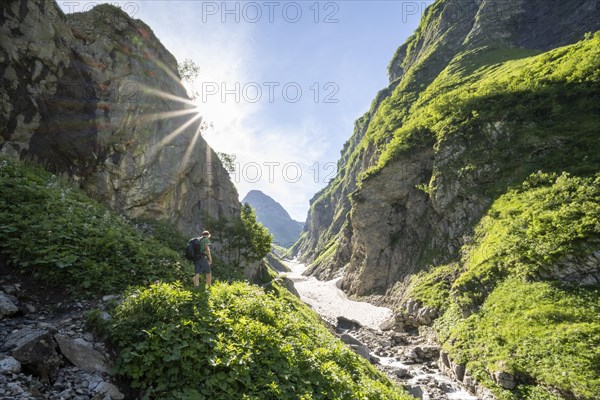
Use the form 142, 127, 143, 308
193, 231, 213, 287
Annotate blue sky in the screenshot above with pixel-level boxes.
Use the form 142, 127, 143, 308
59, 1, 432, 221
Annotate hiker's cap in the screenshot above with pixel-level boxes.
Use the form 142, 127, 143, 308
202, 230, 210, 236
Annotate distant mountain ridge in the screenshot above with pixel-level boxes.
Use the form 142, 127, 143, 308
242, 190, 304, 248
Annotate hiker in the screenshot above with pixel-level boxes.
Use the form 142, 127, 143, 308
193, 231, 212, 287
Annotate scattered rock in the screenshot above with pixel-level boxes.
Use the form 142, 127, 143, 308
55, 335, 112, 373
24, 303, 37, 313
0, 292, 19, 319
0, 355, 21, 374
1, 284, 17, 295
391, 333, 408, 345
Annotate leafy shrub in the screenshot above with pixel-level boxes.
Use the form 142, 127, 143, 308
106, 281, 410, 399
133, 217, 188, 254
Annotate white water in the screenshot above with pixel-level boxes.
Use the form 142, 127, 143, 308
283, 260, 480, 400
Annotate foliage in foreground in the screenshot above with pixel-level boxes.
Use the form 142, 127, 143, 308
103, 281, 410, 400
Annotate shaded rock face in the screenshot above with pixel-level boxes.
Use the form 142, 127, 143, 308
342, 151, 435, 296
0, 0, 239, 236
297, 0, 600, 300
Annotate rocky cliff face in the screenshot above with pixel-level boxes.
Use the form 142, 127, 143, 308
0, 0, 239, 235
242, 190, 303, 248
295, 0, 600, 300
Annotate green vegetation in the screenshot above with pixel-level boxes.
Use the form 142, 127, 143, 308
0, 158, 188, 294
204, 204, 272, 276
0, 158, 273, 292
408, 263, 458, 310
240, 204, 272, 262
133, 217, 188, 254
369, 34, 600, 179
101, 281, 409, 399
409, 172, 600, 398
438, 280, 600, 399
1, 157, 404, 399
371, 30, 600, 400
453, 172, 600, 310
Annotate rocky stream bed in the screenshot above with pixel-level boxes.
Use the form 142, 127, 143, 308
285, 260, 491, 400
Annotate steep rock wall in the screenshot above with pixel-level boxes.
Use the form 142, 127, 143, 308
296, 0, 600, 301
0, 0, 239, 236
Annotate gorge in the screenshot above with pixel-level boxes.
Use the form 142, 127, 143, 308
1, 0, 599, 399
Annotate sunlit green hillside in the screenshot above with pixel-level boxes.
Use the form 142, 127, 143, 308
0, 158, 409, 399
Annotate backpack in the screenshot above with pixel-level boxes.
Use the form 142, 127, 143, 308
185, 238, 201, 261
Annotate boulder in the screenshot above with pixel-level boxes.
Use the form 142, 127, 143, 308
406, 385, 424, 398
340, 334, 365, 347
0, 292, 19, 319
452, 362, 466, 382
379, 315, 396, 331
0, 355, 21, 374
493, 371, 517, 390
349, 344, 372, 362
336, 316, 362, 331
88, 374, 125, 399
395, 367, 411, 379
3, 328, 61, 381
91, 381, 125, 400
55, 335, 111, 373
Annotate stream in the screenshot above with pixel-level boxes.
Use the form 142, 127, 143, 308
284, 260, 480, 400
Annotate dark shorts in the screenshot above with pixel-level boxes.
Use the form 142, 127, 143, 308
194, 256, 211, 275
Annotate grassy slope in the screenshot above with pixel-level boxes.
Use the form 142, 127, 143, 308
0, 158, 191, 293
0, 158, 408, 399
400, 34, 600, 399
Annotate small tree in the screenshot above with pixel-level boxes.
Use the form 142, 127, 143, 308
204, 205, 271, 270
178, 58, 200, 83
217, 152, 237, 174
240, 204, 272, 263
